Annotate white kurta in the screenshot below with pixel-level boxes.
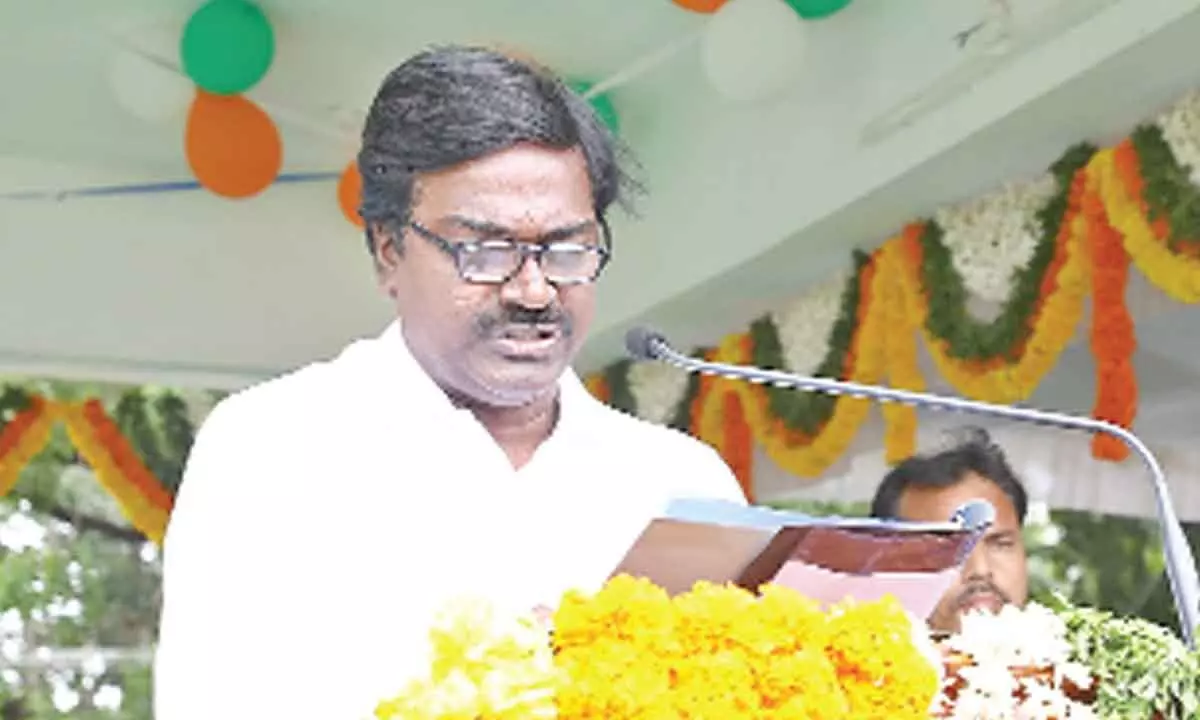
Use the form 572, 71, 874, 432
153, 323, 746, 720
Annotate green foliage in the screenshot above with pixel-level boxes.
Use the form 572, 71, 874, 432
0, 379, 208, 719
1027, 510, 1200, 636
0, 496, 160, 718
1057, 601, 1200, 719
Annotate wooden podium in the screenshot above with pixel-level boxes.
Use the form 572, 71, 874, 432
610, 499, 994, 618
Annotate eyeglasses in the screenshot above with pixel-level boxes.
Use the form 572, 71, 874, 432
406, 220, 611, 285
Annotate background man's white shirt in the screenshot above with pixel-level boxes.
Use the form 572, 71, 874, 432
154, 324, 746, 720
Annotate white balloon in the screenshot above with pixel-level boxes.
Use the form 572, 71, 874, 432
110, 49, 195, 124
701, 0, 809, 103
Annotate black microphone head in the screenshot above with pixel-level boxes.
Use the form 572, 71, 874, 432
624, 326, 668, 361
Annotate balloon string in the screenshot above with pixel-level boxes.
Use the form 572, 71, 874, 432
0, 172, 340, 202
105, 22, 704, 138
105, 30, 353, 146
581, 27, 705, 99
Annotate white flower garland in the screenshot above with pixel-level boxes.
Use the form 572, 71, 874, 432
626, 274, 847, 423
934, 175, 1057, 306
1156, 90, 1200, 185
626, 361, 691, 426
938, 604, 1095, 719
772, 272, 847, 376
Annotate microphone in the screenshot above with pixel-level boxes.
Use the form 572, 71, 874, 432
624, 326, 670, 362
625, 326, 1200, 648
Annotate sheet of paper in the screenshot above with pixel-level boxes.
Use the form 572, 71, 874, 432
626, 497, 994, 618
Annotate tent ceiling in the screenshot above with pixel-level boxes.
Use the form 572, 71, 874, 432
0, 0, 702, 176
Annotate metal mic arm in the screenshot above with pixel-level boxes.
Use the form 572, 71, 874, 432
644, 336, 1200, 648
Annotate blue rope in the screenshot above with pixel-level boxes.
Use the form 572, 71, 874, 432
0, 171, 341, 201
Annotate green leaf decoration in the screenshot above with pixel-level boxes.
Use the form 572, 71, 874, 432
114, 391, 170, 489
667, 365, 704, 433
153, 392, 196, 494
1059, 602, 1200, 719
919, 143, 1097, 361
1128, 123, 1200, 253
603, 359, 637, 416
749, 250, 868, 436
0, 385, 32, 423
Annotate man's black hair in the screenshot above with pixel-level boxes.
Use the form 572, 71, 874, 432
356, 45, 640, 256
869, 426, 1029, 525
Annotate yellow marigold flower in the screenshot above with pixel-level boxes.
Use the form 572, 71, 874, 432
823, 595, 940, 719
375, 597, 559, 720
554, 574, 677, 654
760, 649, 850, 719
554, 639, 672, 716
754, 583, 830, 653
551, 580, 937, 719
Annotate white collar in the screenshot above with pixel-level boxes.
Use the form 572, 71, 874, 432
369, 321, 598, 436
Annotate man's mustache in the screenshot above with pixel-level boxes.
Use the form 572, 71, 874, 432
474, 306, 573, 338
955, 582, 1010, 608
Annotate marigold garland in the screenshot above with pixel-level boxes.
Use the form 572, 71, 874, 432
1127, 123, 1200, 253
1081, 166, 1138, 461
583, 373, 610, 404
0, 396, 58, 496
1101, 140, 1200, 302
0, 393, 174, 544
895, 169, 1091, 406
724, 251, 887, 478
63, 400, 175, 544
552, 575, 939, 719
584, 91, 1200, 483
919, 145, 1096, 364
748, 251, 869, 435
668, 345, 756, 499
878, 236, 924, 464
720, 390, 755, 501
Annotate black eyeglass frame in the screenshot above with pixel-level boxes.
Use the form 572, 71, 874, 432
404, 219, 613, 285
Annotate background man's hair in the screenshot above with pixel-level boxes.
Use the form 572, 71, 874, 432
356, 45, 640, 256
869, 425, 1029, 524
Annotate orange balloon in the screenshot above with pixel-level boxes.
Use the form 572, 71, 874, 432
185, 90, 282, 199
337, 161, 363, 228
672, 0, 728, 12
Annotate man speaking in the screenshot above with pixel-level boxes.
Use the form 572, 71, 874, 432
154, 45, 746, 720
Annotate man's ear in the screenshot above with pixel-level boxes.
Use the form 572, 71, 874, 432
371, 223, 403, 270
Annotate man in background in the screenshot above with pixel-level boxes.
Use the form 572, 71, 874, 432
870, 426, 1030, 633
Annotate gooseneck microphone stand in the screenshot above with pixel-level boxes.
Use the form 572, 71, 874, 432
624, 327, 1200, 648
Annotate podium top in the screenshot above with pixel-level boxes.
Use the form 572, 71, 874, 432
612, 498, 995, 616
661, 497, 995, 535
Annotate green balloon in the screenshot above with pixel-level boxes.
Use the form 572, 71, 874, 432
181, 0, 274, 95
784, 0, 851, 19
569, 81, 620, 134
